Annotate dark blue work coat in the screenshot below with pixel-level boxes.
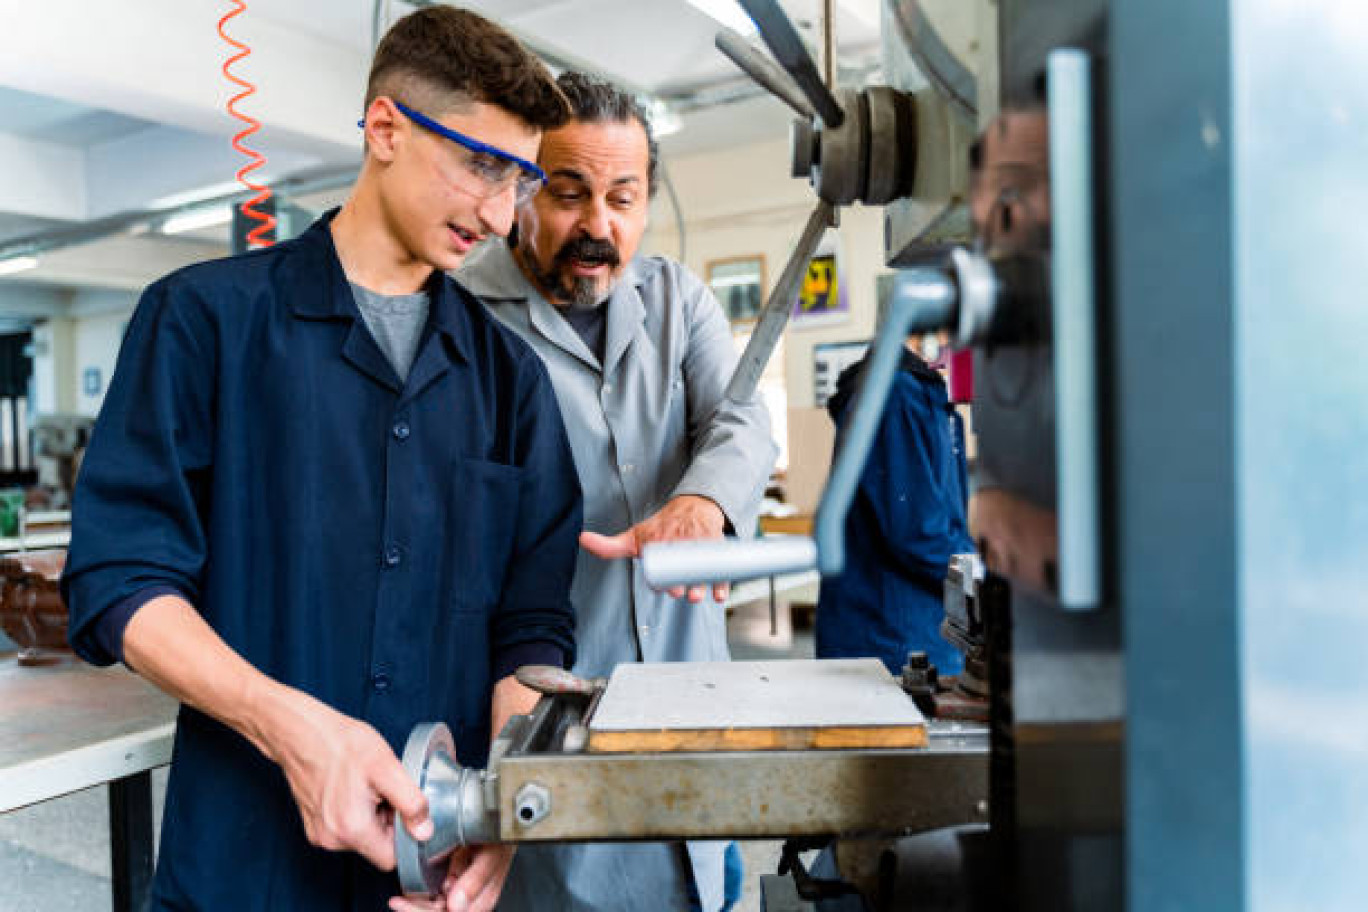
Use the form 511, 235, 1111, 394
61, 211, 582, 911
816, 352, 974, 677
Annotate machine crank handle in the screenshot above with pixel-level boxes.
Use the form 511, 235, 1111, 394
814, 267, 959, 575
395, 723, 498, 897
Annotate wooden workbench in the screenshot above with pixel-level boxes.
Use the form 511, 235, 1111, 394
0, 654, 178, 910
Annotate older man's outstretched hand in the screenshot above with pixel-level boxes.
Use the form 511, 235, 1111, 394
579, 494, 729, 604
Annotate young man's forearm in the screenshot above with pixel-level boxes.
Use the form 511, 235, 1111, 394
122, 594, 299, 757
122, 594, 433, 869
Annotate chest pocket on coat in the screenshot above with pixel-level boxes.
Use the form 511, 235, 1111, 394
451, 457, 524, 608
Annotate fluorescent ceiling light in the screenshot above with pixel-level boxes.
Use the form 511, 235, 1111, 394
162, 206, 233, 235
836, 0, 880, 28
684, 0, 757, 35
148, 179, 273, 211
646, 99, 683, 138
0, 256, 38, 277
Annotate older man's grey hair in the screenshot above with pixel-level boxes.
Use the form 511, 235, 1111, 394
556, 71, 660, 197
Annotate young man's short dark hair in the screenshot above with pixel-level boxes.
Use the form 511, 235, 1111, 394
367, 6, 570, 130
555, 71, 660, 196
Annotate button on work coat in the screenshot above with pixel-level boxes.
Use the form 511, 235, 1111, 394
461, 242, 777, 912
61, 212, 582, 912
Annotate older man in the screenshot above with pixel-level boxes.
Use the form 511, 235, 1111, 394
460, 72, 776, 912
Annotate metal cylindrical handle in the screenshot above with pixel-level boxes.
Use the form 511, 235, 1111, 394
640, 537, 817, 588
1047, 49, 1100, 611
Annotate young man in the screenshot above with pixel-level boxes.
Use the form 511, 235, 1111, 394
460, 72, 776, 912
61, 9, 580, 912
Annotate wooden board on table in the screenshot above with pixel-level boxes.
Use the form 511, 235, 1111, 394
587, 658, 926, 753
758, 514, 814, 536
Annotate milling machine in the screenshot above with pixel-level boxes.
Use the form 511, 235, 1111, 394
399, 1, 1368, 909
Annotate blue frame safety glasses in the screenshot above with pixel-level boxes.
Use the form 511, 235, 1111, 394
358, 100, 547, 207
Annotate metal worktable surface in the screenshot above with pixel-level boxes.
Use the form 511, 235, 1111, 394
1, 653, 176, 911
0, 655, 177, 812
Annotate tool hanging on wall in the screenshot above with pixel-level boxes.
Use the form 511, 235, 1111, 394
218, 0, 276, 249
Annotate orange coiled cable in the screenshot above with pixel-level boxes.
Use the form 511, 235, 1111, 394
218, 0, 276, 248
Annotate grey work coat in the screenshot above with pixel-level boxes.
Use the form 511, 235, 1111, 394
460, 241, 777, 912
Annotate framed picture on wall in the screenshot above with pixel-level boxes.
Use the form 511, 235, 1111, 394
813, 340, 869, 408
706, 255, 766, 326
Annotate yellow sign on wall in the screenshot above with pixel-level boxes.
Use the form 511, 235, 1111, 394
794, 253, 847, 323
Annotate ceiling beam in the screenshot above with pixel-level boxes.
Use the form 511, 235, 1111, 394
85, 125, 337, 218
0, 0, 365, 156
0, 131, 86, 222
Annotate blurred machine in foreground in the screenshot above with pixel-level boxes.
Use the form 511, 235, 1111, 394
402, 1, 1368, 909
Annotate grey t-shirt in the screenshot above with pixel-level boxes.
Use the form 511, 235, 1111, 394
558, 303, 607, 364
349, 281, 430, 383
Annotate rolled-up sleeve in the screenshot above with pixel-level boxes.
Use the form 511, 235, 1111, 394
490, 355, 582, 680
669, 272, 778, 537
61, 278, 215, 667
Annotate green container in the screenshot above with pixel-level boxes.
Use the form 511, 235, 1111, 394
0, 489, 24, 538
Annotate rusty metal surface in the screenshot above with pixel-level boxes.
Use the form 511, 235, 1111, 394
514, 665, 601, 698
0, 655, 177, 811
495, 720, 988, 842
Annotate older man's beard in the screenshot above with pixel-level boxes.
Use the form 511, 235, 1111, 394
524, 234, 621, 311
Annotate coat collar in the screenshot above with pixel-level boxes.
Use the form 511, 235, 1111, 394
284, 208, 476, 368
459, 239, 647, 375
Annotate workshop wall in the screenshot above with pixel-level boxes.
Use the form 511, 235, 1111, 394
15, 287, 135, 418
71, 307, 131, 416
31, 318, 76, 415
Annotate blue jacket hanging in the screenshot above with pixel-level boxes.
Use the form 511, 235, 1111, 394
816, 350, 974, 677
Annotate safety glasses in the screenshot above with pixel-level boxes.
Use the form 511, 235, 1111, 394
360, 100, 547, 207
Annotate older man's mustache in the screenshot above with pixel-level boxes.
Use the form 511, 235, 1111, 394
555, 235, 621, 270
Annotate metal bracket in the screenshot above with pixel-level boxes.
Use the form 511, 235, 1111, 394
778, 837, 862, 902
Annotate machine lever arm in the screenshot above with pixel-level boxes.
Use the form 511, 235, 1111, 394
727, 200, 834, 403
715, 28, 817, 120
736, 0, 845, 127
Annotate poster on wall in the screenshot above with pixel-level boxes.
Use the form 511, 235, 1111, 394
792, 240, 849, 328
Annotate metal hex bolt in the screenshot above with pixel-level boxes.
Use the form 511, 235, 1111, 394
514, 783, 551, 828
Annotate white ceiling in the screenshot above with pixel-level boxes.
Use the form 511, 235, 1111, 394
0, 0, 887, 297
0, 86, 155, 146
